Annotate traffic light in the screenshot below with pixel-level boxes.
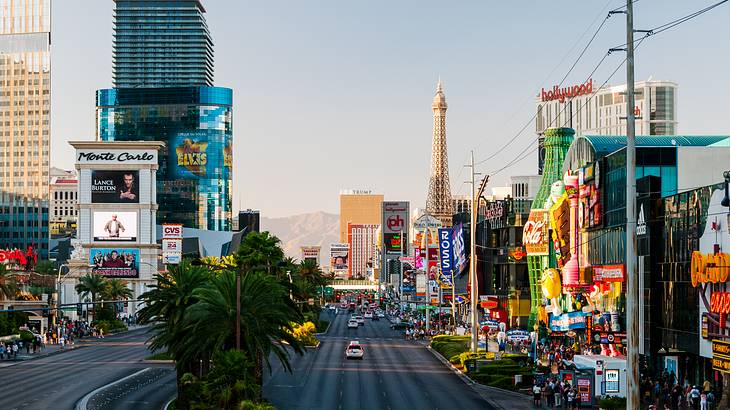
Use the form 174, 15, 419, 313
42, 307, 49, 316
76, 303, 82, 316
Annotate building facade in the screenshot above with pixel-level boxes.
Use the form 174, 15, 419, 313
96, 87, 233, 231
113, 0, 214, 88
49, 167, 77, 238
0, 0, 51, 257
339, 190, 383, 243
235, 209, 260, 234
347, 223, 378, 279
536, 80, 677, 174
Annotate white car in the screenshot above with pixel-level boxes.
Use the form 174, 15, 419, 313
355, 315, 365, 325
345, 341, 364, 359
377, 312, 385, 318
364, 311, 373, 319
347, 319, 359, 329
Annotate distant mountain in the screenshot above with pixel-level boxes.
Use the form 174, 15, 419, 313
260, 211, 339, 266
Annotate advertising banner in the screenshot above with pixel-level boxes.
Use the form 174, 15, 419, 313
524, 210, 549, 255
438, 228, 453, 285
93, 211, 138, 242
452, 223, 467, 274
594, 265, 625, 282
549, 311, 587, 331
90, 248, 139, 278
300, 246, 321, 263
416, 272, 427, 296
382, 201, 409, 255
429, 280, 440, 304
330, 243, 349, 272
171, 131, 231, 180
549, 194, 570, 267
77, 150, 156, 165
91, 170, 140, 204
162, 224, 184, 239
162, 239, 182, 253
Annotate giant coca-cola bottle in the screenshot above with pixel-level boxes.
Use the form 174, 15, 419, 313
526, 127, 574, 329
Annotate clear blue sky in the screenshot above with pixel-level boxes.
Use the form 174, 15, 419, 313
51, 0, 730, 217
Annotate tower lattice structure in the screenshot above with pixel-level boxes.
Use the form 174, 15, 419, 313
426, 80, 454, 226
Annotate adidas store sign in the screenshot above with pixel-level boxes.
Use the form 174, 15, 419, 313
637, 204, 647, 236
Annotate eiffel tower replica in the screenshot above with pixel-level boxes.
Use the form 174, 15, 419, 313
426, 80, 454, 227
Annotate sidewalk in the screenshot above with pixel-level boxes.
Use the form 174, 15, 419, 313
424, 343, 535, 410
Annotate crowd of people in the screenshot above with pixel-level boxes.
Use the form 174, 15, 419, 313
532, 377, 583, 409
641, 370, 717, 410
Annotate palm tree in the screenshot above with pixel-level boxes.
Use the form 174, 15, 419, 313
137, 261, 212, 408
178, 270, 304, 394
75, 274, 108, 320
101, 279, 134, 317
235, 232, 285, 277
0, 264, 18, 300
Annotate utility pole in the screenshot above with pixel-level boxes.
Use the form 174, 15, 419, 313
467, 151, 489, 353
625, 1, 640, 408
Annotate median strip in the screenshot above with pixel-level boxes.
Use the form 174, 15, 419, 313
75, 368, 152, 410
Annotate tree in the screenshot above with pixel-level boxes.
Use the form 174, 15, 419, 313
0, 264, 18, 301
102, 279, 134, 301
34, 260, 55, 276
179, 270, 304, 394
75, 274, 108, 320
235, 232, 285, 277
137, 261, 212, 408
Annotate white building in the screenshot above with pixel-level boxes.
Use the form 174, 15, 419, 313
347, 223, 379, 279
509, 175, 542, 200
536, 79, 678, 137
50, 168, 78, 238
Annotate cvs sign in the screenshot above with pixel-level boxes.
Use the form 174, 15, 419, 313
162, 224, 183, 239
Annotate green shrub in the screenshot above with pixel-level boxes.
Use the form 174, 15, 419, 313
286, 322, 319, 346
430, 335, 470, 359
93, 319, 128, 334
146, 351, 173, 361
19, 330, 35, 342
598, 396, 626, 410
316, 320, 329, 333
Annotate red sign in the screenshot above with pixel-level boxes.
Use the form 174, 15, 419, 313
541, 79, 593, 103
711, 292, 730, 315
386, 215, 405, 231
595, 265, 624, 282
162, 224, 183, 239
523, 210, 549, 255
0, 249, 28, 266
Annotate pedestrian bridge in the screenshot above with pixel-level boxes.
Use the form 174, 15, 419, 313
328, 279, 378, 291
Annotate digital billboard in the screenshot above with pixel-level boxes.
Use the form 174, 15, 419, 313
91, 170, 140, 203
452, 223, 467, 274
330, 243, 349, 272
171, 131, 231, 180
93, 211, 138, 242
90, 248, 140, 278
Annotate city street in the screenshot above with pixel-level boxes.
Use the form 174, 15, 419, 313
263, 312, 492, 410
0, 327, 175, 410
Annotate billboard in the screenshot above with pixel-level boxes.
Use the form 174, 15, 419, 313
452, 223, 467, 275
93, 211, 138, 242
301, 246, 321, 263
382, 201, 409, 255
330, 243, 349, 272
171, 131, 231, 180
90, 248, 140, 278
438, 228, 453, 286
523, 209, 549, 255
91, 170, 140, 203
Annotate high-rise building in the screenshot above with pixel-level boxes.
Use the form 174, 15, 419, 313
536, 79, 677, 174
347, 223, 378, 279
338, 190, 383, 243
113, 0, 214, 88
426, 80, 454, 226
0, 0, 51, 257
98, 1, 233, 231
236, 209, 260, 235
49, 167, 78, 238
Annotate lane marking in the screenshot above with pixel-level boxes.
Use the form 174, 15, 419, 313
75, 368, 152, 410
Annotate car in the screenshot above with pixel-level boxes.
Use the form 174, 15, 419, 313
364, 311, 373, 319
390, 322, 412, 330
345, 341, 364, 359
347, 319, 359, 329
355, 315, 365, 325
377, 312, 385, 318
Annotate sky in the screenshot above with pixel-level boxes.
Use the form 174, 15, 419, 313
51, 0, 730, 218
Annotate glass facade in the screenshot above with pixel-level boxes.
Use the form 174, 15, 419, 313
0, 0, 51, 257
113, 0, 214, 88
96, 86, 233, 231
650, 86, 676, 135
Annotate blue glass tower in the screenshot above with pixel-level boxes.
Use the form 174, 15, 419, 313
113, 0, 214, 88
97, 87, 233, 230
98, 1, 233, 231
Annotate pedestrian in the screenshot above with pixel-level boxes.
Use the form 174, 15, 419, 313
12, 342, 18, 358
566, 387, 575, 409
546, 380, 555, 407
532, 383, 542, 407
689, 385, 700, 410
700, 391, 707, 410
706, 390, 715, 410
554, 380, 563, 408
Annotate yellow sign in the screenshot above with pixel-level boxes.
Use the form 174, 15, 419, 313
690, 252, 730, 287
176, 139, 208, 175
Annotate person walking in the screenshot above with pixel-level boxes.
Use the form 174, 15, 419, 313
532, 383, 542, 407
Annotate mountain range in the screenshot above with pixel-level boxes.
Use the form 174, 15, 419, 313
260, 211, 339, 266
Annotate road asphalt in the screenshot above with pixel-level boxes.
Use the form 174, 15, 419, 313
0, 327, 175, 410
263, 311, 495, 410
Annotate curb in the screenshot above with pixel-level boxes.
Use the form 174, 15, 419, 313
8, 343, 86, 362
75, 368, 152, 410
143, 359, 175, 364
426, 345, 524, 410
163, 396, 176, 410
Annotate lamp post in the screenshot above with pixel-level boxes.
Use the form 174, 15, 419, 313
55, 263, 70, 326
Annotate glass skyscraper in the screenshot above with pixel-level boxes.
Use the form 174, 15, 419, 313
113, 0, 214, 88
0, 0, 51, 257
97, 87, 232, 230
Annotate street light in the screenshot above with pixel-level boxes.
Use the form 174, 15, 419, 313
55, 263, 70, 326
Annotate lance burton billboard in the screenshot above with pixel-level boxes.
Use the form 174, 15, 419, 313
540, 79, 593, 103
91, 170, 140, 204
